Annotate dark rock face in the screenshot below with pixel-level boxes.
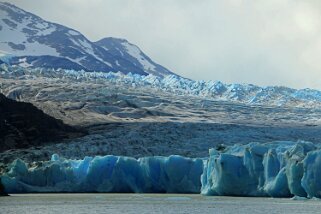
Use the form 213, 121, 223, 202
0, 93, 85, 152
0, 177, 8, 196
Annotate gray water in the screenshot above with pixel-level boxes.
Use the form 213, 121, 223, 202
1, 194, 321, 214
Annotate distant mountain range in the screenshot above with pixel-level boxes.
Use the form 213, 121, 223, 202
0, 2, 175, 77
1, 2, 321, 109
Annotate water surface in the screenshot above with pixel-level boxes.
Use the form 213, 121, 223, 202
1, 194, 321, 214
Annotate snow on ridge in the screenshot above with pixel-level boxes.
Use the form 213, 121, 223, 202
121, 42, 156, 71
0, 3, 175, 76
77, 39, 113, 68
0, 2, 26, 15
35, 25, 56, 36
68, 30, 80, 36
0, 5, 59, 56
17, 57, 31, 68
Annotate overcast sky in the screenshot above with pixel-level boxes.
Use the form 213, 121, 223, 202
8, 0, 321, 89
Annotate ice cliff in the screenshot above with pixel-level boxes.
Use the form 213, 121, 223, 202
2, 141, 321, 198
1, 155, 203, 193
202, 141, 321, 198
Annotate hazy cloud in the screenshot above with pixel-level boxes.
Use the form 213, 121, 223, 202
7, 0, 321, 89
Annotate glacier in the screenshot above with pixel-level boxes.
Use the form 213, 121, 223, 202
2, 141, 321, 198
1, 64, 321, 108
201, 141, 321, 198
1, 155, 203, 193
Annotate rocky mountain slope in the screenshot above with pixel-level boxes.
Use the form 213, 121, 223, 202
0, 92, 85, 152
0, 2, 174, 77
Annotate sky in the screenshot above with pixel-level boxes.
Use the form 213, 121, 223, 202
7, 0, 321, 89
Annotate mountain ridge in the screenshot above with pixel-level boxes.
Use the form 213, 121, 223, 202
0, 2, 174, 77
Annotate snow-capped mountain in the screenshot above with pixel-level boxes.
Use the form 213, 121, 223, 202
95, 37, 175, 77
1, 2, 321, 108
0, 2, 174, 77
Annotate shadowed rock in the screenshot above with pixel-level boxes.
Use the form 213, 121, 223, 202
0, 93, 86, 152
0, 177, 8, 196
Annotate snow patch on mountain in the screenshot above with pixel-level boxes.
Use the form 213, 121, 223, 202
0, 2, 175, 77
17, 57, 31, 67
68, 30, 80, 36
95, 37, 175, 77
121, 41, 156, 71
0, 3, 59, 56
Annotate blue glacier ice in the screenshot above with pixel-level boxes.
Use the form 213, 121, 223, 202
201, 141, 321, 198
2, 65, 321, 108
1, 155, 203, 193
2, 141, 321, 198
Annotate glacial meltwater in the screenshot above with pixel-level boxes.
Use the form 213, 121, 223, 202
1, 194, 321, 214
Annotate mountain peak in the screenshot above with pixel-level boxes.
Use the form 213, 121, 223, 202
96, 37, 129, 43
0, 1, 35, 19
0, 2, 176, 77
0, 2, 23, 11
95, 37, 175, 77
